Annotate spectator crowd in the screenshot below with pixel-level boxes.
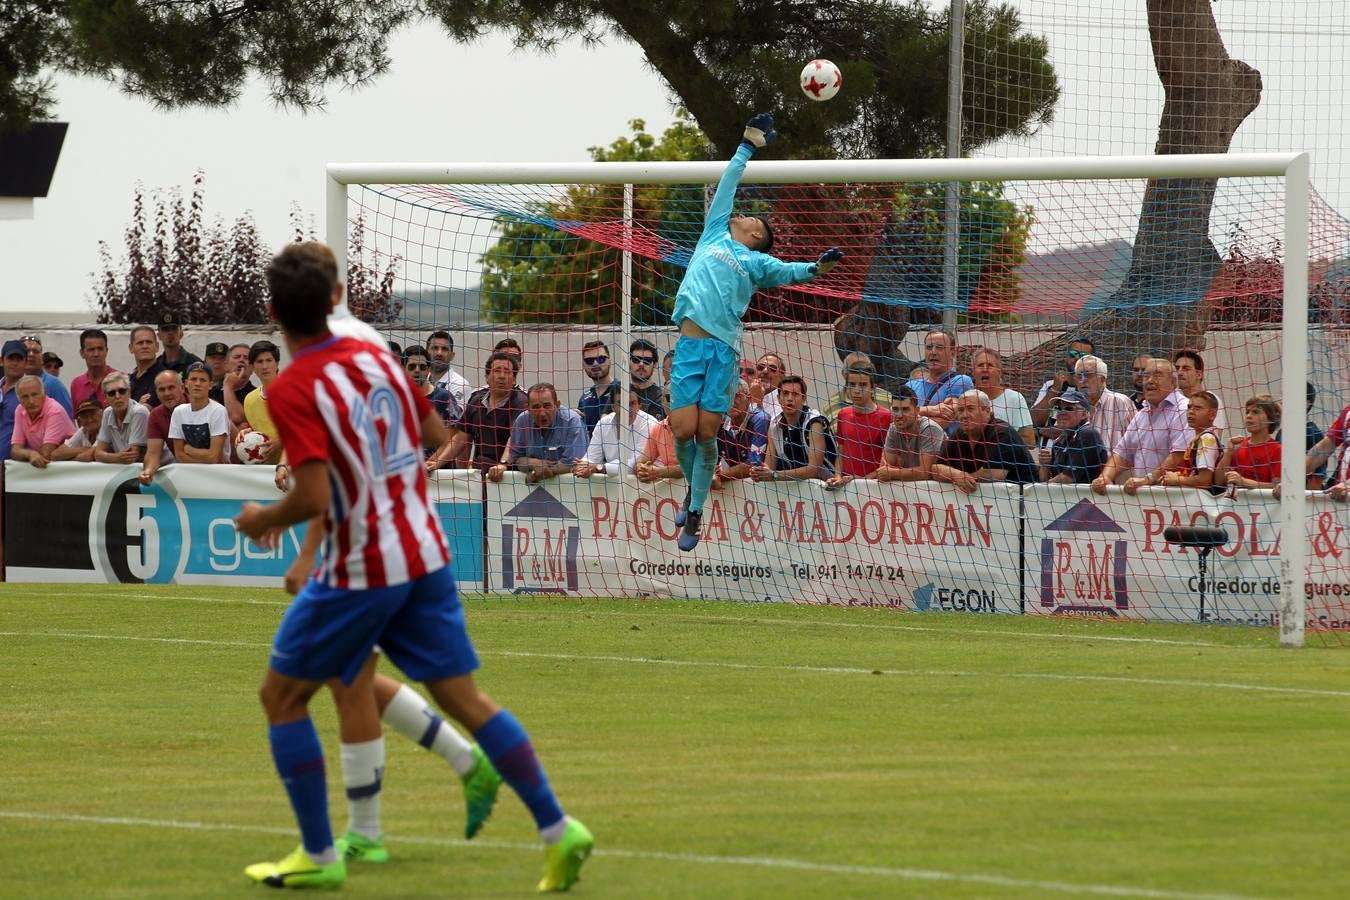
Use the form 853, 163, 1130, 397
8, 319, 1346, 503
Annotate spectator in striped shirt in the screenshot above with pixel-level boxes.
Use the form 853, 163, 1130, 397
1157, 390, 1221, 490
1072, 354, 1136, 454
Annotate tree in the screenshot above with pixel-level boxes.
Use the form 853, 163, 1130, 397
429, 0, 1057, 160
479, 114, 1033, 340
344, 214, 404, 324
2, 1, 415, 129
479, 113, 708, 326
1001, 0, 1263, 396
5, 1, 1057, 160
94, 172, 400, 325
93, 171, 272, 325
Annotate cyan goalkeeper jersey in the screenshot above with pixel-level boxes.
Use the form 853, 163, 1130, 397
671, 143, 817, 351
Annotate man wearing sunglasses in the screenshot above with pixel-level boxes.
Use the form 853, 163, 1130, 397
629, 339, 665, 419
93, 371, 148, 465
1031, 337, 1096, 430
751, 353, 787, 424
404, 344, 453, 429
577, 340, 619, 437
20, 334, 73, 416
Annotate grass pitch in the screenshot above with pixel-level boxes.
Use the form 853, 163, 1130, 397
2, 584, 1348, 898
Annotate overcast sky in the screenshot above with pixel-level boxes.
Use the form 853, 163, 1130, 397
1, 25, 678, 317
3, 2, 1345, 318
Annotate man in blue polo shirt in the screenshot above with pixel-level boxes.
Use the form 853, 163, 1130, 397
487, 382, 588, 485
905, 329, 974, 430
0, 340, 30, 461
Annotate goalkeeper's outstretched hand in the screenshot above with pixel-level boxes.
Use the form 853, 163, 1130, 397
743, 113, 778, 149
815, 248, 844, 275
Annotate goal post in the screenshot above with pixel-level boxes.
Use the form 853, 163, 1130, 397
326, 151, 1315, 646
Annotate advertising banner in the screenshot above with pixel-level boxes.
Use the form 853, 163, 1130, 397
1022, 485, 1350, 628
4, 462, 485, 589
484, 473, 1024, 611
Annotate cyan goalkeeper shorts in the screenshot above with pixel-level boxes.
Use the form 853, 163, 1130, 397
670, 335, 738, 415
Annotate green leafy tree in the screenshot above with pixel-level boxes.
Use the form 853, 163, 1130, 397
480, 114, 1032, 333
2, 1, 413, 129
429, 0, 1058, 160
480, 113, 708, 326
5, 1, 1057, 164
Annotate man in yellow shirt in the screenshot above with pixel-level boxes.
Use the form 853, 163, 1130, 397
243, 340, 286, 471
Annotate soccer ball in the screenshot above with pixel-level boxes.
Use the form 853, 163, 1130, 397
800, 59, 842, 102
235, 429, 273, 464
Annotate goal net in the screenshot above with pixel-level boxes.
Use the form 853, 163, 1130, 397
328, 152, 1345, 647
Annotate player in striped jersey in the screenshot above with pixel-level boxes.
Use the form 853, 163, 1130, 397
293, 296, 505, 864
236, 242, 592, 892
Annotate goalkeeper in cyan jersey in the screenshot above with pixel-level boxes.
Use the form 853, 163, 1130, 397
668, 112, 843, 551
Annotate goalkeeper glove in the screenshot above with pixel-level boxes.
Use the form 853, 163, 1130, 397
742, 113, 778, 149
813, 248, 844, 275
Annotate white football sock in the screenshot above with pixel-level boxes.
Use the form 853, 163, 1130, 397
381, 684, 476, 776
540, 815, 569, 845
339, 737, 384, 841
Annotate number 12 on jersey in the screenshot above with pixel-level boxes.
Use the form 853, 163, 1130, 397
348, 386, 419, 477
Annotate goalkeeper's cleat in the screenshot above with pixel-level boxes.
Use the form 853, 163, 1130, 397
674, 489, 690, 529
677, 509, 702, 552
537, 817, 594, 893
244, 845, 346, 889
461, 743, 503, 839
336, 830, 388, 864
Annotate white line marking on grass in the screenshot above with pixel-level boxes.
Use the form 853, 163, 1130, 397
476, 606, 1248, 649
122, 592, 289, 607
2, 630, 1342, 699
0, 810, 1251, 900
0, 631, 270, 649
490, 650, 1350, 699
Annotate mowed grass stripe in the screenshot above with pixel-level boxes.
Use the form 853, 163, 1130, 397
2, 582, 1285, 650
4, 585, 1347, 898
2, 629, 1346, 698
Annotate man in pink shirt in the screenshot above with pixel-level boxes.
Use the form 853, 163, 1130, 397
69, 328, 119, 411
1091, 358, 1193, 494
11, 375, 76, 468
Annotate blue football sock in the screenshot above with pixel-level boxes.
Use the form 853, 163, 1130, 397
674, 435, 696, 483
689, 437, 718, 513
475, 709, 564, 832
269, 718, 334, 858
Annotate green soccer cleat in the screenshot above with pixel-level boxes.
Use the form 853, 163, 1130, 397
537, 817, 594, 893
461, 743, 503, 839
244, 845, 346, 889
336, 830, 388, 864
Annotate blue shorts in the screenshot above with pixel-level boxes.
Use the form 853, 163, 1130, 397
270, 565, 479, 686
670, 335, 738, 415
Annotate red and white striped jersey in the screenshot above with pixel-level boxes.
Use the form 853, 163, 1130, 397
269, 335, 449, 589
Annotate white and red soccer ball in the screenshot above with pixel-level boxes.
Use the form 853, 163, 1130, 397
800, 59, 842, 102
235, 429, 273, 464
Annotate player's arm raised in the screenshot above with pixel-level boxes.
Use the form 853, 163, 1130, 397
702, 114, 780, 237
